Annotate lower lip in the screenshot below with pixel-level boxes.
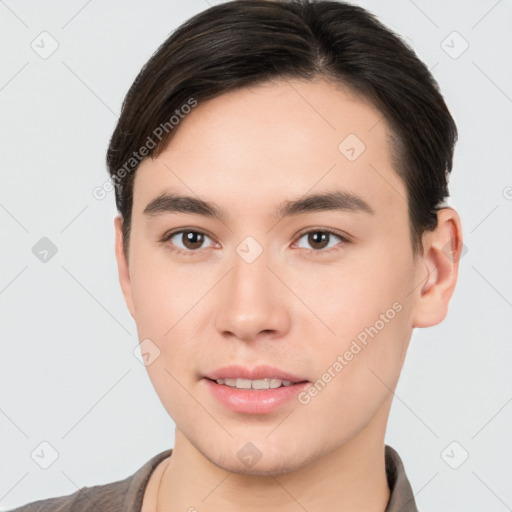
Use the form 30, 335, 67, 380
204, 379, 310, 415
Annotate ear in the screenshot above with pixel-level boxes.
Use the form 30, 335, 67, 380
114, 215, 135, 318
411, 208, 463, 328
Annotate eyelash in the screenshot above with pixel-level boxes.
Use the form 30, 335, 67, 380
160, 228, 351, 257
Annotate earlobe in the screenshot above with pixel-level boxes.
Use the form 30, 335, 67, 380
412, 208, 463, 328
114, 215, 135, 318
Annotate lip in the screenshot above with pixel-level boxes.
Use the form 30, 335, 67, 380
202, 364, 310, 415
203, 364, 307, 383
204, 379, 310, 415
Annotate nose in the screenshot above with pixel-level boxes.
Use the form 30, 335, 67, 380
214, 247, 291, 343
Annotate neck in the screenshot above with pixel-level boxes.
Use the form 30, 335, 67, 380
156, 400, 392, 512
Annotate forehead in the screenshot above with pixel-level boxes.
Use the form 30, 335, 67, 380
133, 78, 407, 222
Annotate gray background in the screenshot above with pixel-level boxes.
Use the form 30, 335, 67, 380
1, 1, 511, 510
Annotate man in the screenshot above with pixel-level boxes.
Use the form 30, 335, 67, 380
10, 0, 462, 510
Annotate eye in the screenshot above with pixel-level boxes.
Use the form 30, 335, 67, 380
161, 229, 215, 256
160, 227, 350, 257
294, 229, 349, 255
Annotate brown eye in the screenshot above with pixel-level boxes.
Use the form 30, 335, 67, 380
162, 229, 214, 255
295, 229, 347, 254
307, 231, 330, 250
180, 230, 205, 250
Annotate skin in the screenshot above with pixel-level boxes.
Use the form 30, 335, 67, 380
114, 77, 462, 512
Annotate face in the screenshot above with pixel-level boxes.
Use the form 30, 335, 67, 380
115, 78, 439, 475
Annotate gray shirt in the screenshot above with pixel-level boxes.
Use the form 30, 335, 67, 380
7, 445, 418, 511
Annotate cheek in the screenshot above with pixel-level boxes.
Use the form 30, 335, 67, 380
129, 243, 209, 338
294, 242, 413, 339
296, 242, 415, 399
128, 250, 207, 419
129, 249, 215, 400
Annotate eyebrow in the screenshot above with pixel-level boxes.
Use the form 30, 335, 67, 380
143, 189, 375, 221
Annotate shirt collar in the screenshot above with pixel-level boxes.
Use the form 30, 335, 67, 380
384, 444, 419, 512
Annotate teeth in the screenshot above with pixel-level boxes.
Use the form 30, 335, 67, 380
215, 378, 294, 389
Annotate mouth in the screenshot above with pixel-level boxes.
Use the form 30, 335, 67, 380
202, 365, 310, 414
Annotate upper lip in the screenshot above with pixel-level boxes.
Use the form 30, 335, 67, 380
204, 364, 308, 383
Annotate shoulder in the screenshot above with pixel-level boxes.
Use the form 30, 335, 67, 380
6, 449, 173, 512
6, 478, 128, 512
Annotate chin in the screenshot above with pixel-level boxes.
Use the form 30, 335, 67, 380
203, 442, 318, 478
220, 456, 306, 477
